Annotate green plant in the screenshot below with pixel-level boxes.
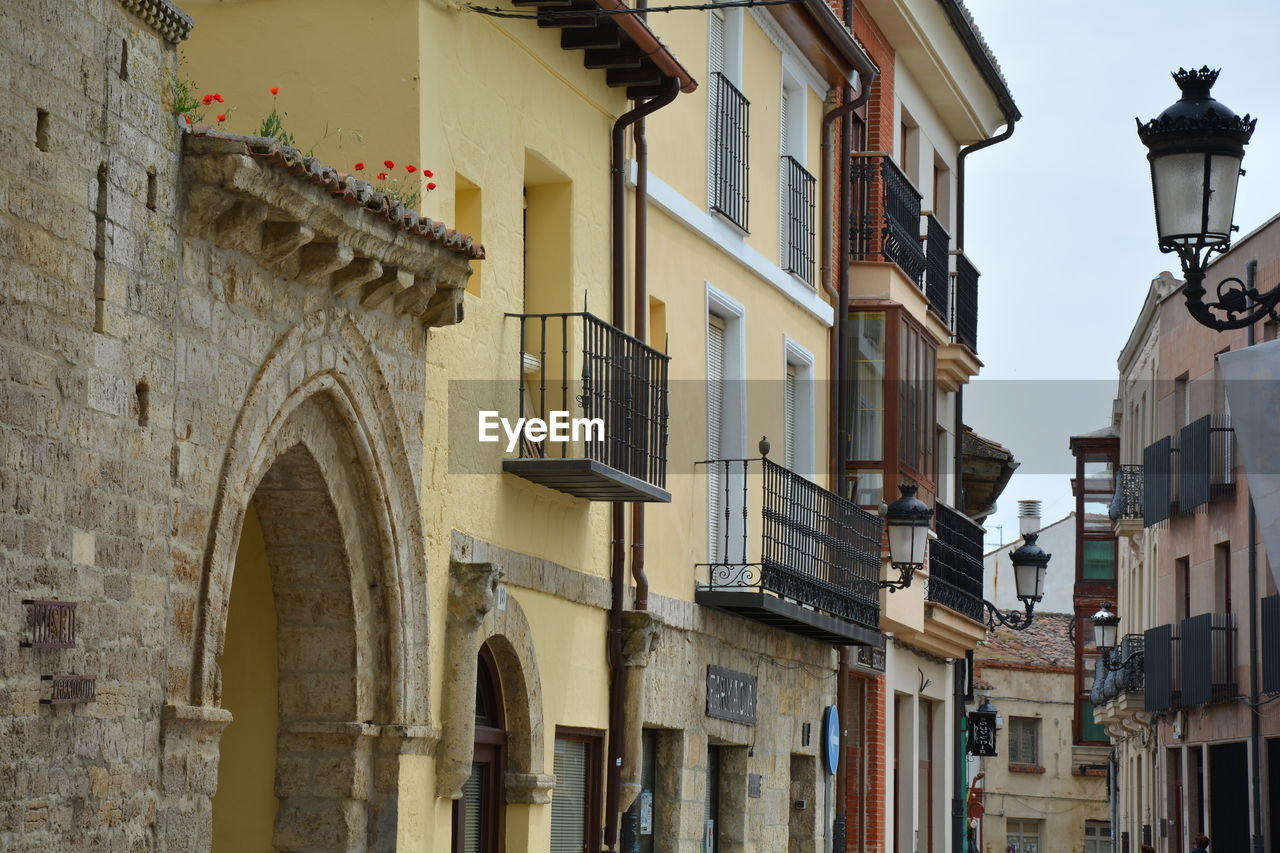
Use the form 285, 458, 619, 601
256, 87, 294, 146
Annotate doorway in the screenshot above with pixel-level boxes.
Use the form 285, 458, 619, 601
454, 644, 507, 852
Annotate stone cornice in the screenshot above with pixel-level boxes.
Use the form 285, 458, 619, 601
181, 130, 478, 328
118, 0, 194, 43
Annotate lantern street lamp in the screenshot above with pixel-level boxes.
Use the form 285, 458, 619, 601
880, 484, 933, 591
967, 697, 999, 757
981, 533, 1051, 631
1090, 603, 1145, 672
1136, 67, 1275, 330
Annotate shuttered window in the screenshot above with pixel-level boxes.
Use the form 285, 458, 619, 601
1008, 717, 1039, 765
707, 8, 725, 204
551, 739, 588, 852
708, 316, 727, 560
778, 88, 790, 262
783, 363, 797, 470
460, 764, 485, 853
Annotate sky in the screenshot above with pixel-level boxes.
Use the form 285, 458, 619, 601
955, 0, 1280, 551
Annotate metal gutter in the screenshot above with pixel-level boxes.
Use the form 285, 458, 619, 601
594, 0, 698, 92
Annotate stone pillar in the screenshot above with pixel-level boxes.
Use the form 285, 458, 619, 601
436, 560, 502, 799
619, 610, 662, 811
156, 704, 233, 853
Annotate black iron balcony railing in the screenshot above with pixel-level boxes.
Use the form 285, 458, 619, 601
782, 155, 816, 285
952, 251, 979, 353
710, 72, 750, 232
926, 501, 985, 624
1180, 612, 1236, 706
1263, 595, 1280, 694
1091, 633, 1145, 705
695, 456, 882, 645
850, 153, 926, 286
924, 214, 950, 318
1109, 464, 1144, 522
503, 311, 670, 502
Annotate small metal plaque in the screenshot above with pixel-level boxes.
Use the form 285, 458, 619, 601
22, 600, 76, 649
855, 643, 886, 672
706, 665, 757, 725
747, 773, 762, 798
41, 674, 96, 705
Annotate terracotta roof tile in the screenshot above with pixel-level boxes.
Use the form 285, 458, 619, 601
975, 612, 1074, 670
185, 125, 485, 261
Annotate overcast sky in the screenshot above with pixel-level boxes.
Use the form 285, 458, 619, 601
956, 0, 1280, 549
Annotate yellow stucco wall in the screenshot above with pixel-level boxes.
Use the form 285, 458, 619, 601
211, 503, 279, 852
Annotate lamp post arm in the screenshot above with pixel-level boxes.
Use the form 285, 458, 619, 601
1176, 255, 1280, 330
983, 599, 1037, 632
1098, 646, 1145, 672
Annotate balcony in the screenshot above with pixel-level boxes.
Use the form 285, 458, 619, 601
951, 252, 979, 354
850, 153, 926, 286
503, 311, 670, 502
926, 501, 985, 624
923, 214, 950, 319
782, 155, 816, 285
695, 457, 882, 645
1092, 633, 1145, 705
1144, 615, 1237, 711
1109, 464, 1143, 535
710, 72, 750, 232
1178, 414, 1235, 511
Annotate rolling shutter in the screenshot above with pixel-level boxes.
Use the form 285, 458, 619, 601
708, 9, 724, 206
783, 363, 797, 470
551, 739, 588, 852
708, 316, 726, 561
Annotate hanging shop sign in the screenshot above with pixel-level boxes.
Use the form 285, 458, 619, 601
966, 701, 998, 757
706, 665, 757, 725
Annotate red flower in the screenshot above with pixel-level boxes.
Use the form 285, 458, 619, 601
383, 159, 395, 169
354, 162, 365, 171
216, 114, 227, 123
426, 182, 437, 191
213, 93, 224, 103
201, 94, 214, 105
377, 172, 389, 181
423, 169, 434, 178
270, 87, 279, 95
405, 165, 417, 173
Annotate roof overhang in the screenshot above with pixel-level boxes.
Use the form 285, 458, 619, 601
764, 0, 878, 90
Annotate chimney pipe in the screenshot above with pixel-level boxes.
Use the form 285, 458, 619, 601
1017, 500, 1042, 537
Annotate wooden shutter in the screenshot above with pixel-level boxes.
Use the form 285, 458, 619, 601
783, 363, 797, 470
708, 8, 725, 207
779, 87, 790, 262
707, 316, 727, 561
551, 739, 588, 852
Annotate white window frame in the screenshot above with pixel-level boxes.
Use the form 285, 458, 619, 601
707, 285, 747, 565
778, 68, 810, 284
707, 3, 746, 224
782, 337, 814, 478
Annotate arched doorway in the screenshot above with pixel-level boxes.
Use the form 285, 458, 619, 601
454, 643, 507, 852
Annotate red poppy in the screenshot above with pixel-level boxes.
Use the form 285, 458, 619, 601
354, 162, 365, 171
424, 169, 434, 178
377, 172, 389, 181
270, 87, 279, 95
426, 182, 437, 191
213, 93, 224, 103
216, 114, 227, 122
201, 94, 214, 106
383, 159, 395, 169
405, 165, 417, 173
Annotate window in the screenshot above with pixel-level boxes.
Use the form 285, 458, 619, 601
708, 6, 748, 229
453, 646, 506, 853
1215, 541, 1232, 615
1174, 372, 1190, 431
1176, 555, 1191, 620
783, 363, 797, 470
898, 319, 936, 482
783, 340, 814, 476
1082, 540, 1116, 580
847, 311, 886, 506
1006, 818, 1041, 853
706, 291, 745, 562
551, 729, 602, 852
779, 79, 814, 284
1079, 699, 1107, 743
708, 314, 727, 560
1008, 717, 1039, 766
1084, 820, 1112, 853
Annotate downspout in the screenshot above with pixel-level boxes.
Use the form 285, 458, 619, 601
632, 112, 649, 610
1246, 260, 1264, 853
606, 78, 680, 853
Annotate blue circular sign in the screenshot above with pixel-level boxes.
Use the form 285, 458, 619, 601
822, 705, 840, 775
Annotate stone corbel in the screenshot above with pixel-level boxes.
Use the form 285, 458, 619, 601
213, 199, 269, 253
436, 559, 503, 799
505, 772, 556, 805
619, 610, 662, 811
261, 221, 316, 266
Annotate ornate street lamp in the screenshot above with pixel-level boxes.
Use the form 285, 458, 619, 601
1137, 67, 1275, 330
1090, 603, 1145, 672
880, 484, 933, 591
981, 533, 1051, 631
967, 697, 999, 757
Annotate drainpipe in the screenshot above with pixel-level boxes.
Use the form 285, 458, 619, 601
605, 78, 681, 853
1246, 260, 1264, 853
632, 110, 649, 611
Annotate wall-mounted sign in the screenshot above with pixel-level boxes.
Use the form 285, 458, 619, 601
967, 701, 998, 757
822, 705, 840, 775
706, 665, 757, 725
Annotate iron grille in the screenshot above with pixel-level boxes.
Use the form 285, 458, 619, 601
1091, 633, 1145, 704
40, 674, 96, 705
1143, 437, 1173, 526
926, 501, 985, 623
710, 72, 750, 231
21, 600, 76, 649
1210, 414, 1236, 499
697, 456, 881, 631
849, 154, 926, 285
1109, 464, 1143, 521
952, 252, 979, 353
1180, 612, 1236, 706
1263, 595, 1280, 694
1143, 623, 1175, 712
781, 155, 816, 284
924, 214, 950, 318
508, 311, 669, 490
1179, 416, 1211, 511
